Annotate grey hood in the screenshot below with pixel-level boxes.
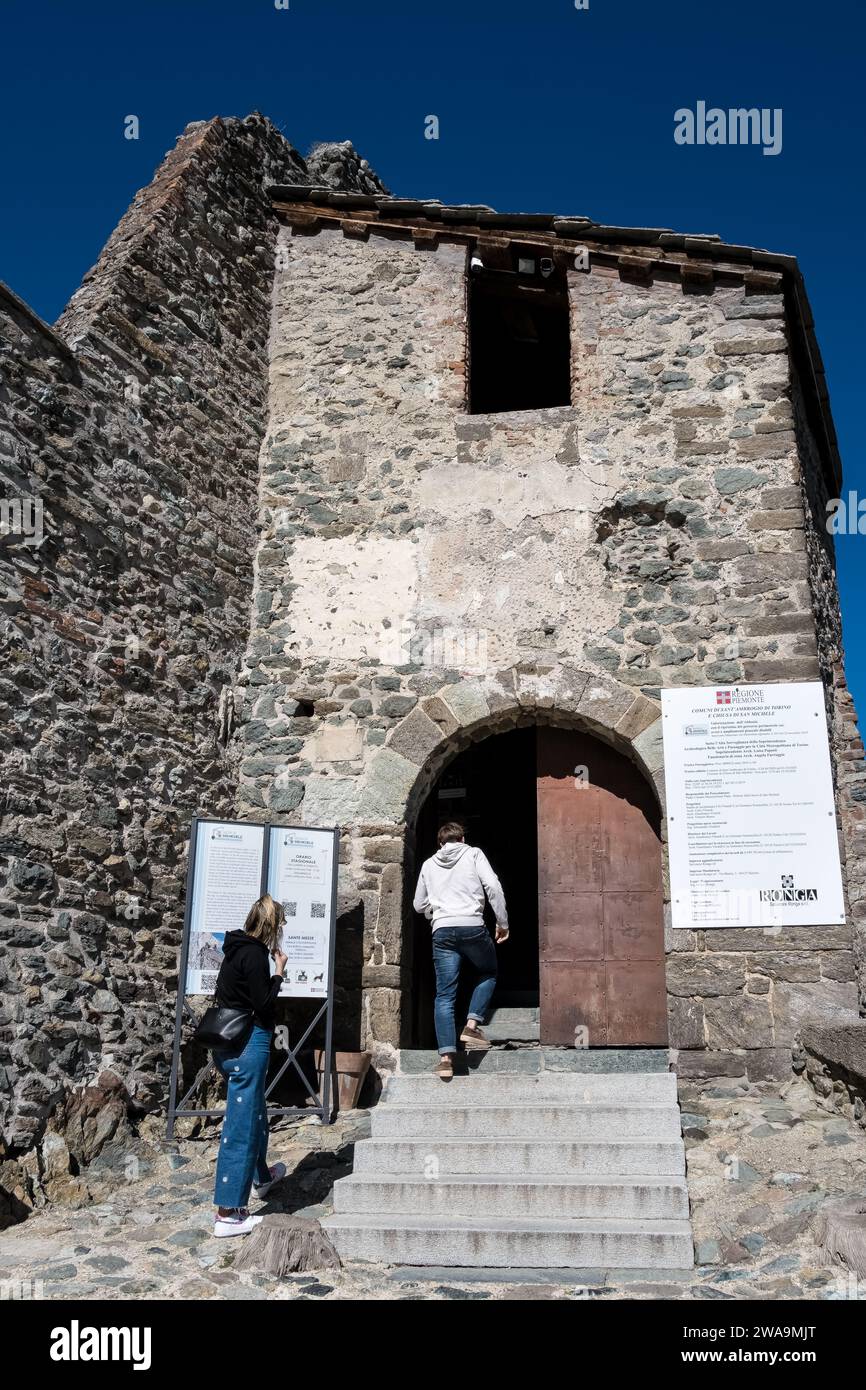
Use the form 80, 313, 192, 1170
433, 842, 471, 870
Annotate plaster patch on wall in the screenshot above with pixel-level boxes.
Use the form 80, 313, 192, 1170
310, 723, 364, 762
284, 535, 418, 662
417, 458, 619, 530
413, 513, 617, 667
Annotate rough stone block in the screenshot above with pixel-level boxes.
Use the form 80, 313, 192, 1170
666, 957, 746, 997
704, 993, 774, 1049
801, 1022, 866, 1080
362, 838, 404, 865
694, 539, 751, 561
742, 657, 821, 681
742, 1048, 797, 1081
374, 862, 404, 963
361, 964, 405, 990
359, 749, 419, 823
732, 552, 809, 582
615, 694, 661, 741
820, 952, 856, 983
760, 486, 801, 508
419, 694, 460, 739
576, 674, 634, 731
744, 612, 813, 637
674, 1051, 747, 1080
441, 681, 490, 729
707, 926, 851, 952
745, 952, 821, 983
363, 987, 403, 1047
772, 980, 859, 1037
747, 509, 804, 530
714, 335, 786, 355
632, 717, 665, 777
714, 466, 766, 495
386, 707, 443, 766
302, 775, 362, 827
736, 431, 796, 459
667, 996, 705, 1049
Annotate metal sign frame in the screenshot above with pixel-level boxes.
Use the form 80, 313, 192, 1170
166, 816, 339, 1140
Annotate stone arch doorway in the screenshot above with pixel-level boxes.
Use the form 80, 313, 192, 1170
406, 720, 665, 1049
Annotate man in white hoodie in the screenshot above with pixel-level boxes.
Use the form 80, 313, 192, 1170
413, 821, 510, 1080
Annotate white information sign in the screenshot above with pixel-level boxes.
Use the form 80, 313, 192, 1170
186, 820, 266, 994
266, 826, 336, 998
662, 682, 846, 930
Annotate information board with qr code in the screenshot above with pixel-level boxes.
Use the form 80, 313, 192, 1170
266, 826, 336, 998
170, 818, 340, 1136
184, 820, 267, 996
181, 819, 337, 999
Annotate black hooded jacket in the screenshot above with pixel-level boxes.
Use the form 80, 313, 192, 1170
214, 930, 282, 1031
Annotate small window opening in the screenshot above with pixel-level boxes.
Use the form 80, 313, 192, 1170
467, 244, 571, 415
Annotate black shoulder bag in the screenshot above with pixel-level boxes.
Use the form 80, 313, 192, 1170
193, 992, 253, 1051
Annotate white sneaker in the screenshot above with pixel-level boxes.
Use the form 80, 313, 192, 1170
253, 1162, 287, 1200
213, 1209, 263, 1239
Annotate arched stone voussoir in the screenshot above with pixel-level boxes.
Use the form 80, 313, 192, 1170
630, 715, 666, 809
562, 668, 665, 793
383, 663, 666, 828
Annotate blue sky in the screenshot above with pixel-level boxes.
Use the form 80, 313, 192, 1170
1, 0, 863, 711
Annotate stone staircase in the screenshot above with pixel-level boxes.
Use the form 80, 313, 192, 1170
322, 1050, 694, 1270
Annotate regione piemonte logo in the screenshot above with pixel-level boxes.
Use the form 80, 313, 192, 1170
760, 874, 817, 904
715, 688, 764, 705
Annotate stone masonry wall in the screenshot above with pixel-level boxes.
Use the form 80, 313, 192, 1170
0, 115, 386, 1207
235, 222, 860, 1077
794, 363, 866, 1008
797, 1022, 866, 1132
2, 118, 862, 1220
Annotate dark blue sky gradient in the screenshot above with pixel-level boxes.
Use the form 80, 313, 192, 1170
1, 0, 863, 709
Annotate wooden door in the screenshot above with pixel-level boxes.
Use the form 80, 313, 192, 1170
537, 726, 667, 1046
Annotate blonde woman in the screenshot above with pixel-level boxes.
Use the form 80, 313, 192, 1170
211, 894, 288, 1237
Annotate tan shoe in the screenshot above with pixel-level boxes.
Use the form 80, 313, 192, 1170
434, 1057, 454, 1080
460, 1026, 491, 1051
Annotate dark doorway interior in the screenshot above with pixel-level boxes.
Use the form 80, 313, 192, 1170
412, 726, 538, 1046
467, 246, 571, 415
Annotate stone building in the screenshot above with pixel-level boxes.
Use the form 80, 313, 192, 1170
1, 113, 864, 1211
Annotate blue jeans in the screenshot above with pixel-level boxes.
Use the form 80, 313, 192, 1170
432, 925, 498, 1055
212, 1024, 273, 1208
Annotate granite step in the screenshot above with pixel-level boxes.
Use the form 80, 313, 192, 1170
321, 1213, 695, 1269
327, 1056, 693, 1270
333, 1172, 690, 1221
395, 1047, 671, 1074
351, 1137, 686, 1177
371, 1101, 682, 1142
382, 1070, 678, 1105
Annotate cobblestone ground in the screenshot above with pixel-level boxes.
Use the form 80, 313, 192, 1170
2, 1078, 864, 1301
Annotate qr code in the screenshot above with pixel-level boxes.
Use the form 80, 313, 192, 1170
284, 902, 297, 917
310, 902, 326, 919
201, 971, 218, 991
